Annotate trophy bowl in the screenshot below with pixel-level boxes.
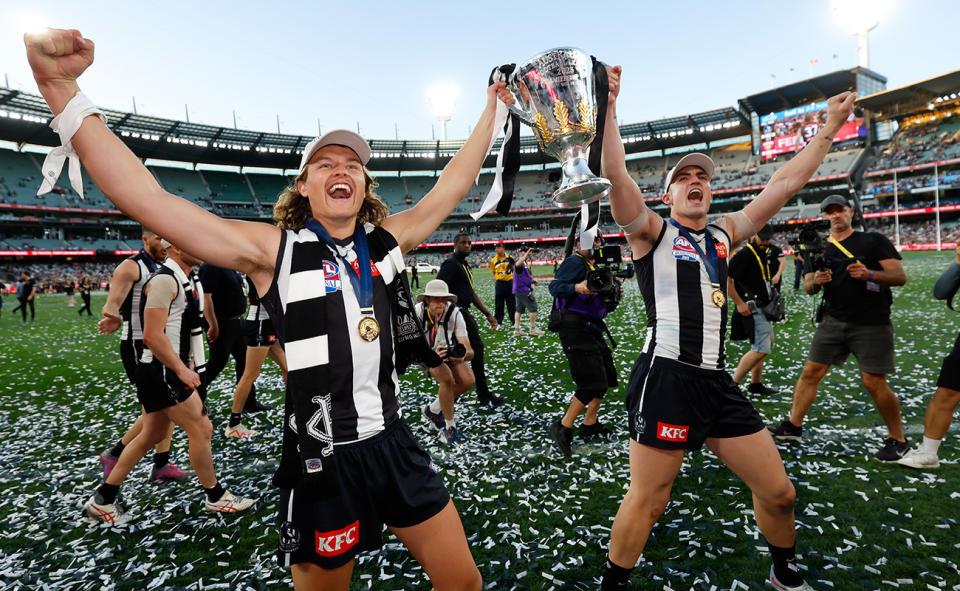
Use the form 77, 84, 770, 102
506, 47, 611, 209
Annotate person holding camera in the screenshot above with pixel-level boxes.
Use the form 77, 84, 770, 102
415, 279, 475, 446
547, 233, 618, 457
728, 224, 783, 395
599, 62, 856, 591
770, 195, 909, 462
512, 248, 544, 336
898, 243, 960, 469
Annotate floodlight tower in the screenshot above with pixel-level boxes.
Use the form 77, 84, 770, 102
830, 0, 890, 68
427, 84, 459, 140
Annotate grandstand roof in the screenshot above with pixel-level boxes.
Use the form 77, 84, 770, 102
858, 69, 960, 120
738, 68, 883, 115
0, 87, 747, 172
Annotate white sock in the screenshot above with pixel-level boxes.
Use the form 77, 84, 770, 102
429, 398, 442, 415
445, 417, 456, 430
921, 436, 942, 456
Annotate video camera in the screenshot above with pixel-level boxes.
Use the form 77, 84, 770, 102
789, 219, 831, 272
586, 246, 635, 310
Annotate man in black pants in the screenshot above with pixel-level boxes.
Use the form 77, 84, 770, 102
437, 233, 504, 407
547, 234, 617, 456
489, 241, 516, 326
17, 271, 36, 324
198, 264, 269, 412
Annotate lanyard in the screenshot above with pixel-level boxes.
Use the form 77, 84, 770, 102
746, 243, 770, 282
461, 261, 474, 288
575, 251, 596, 271
669, 219, 722, 291
827, 236, 860, 264
141, 250, 157, 273
304, 218, 375, 317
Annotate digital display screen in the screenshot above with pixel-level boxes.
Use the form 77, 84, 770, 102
759, 100, 863, 160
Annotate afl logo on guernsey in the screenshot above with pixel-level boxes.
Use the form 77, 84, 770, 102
323, 260, 342, 293
671, 236, 698, 262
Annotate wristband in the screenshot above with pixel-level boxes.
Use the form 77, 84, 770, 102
37, 91, 107, 200
869, 271, 874, 281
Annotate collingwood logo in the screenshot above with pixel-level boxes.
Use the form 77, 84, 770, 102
304, 394, 334, 473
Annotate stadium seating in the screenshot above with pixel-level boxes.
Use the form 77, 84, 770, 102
149, 165, 209, 204
246, 173, 290, 206
202, 170, 256, 203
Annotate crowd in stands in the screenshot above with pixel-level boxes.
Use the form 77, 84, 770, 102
869, 112, 960, 171
1, 261, 113, 294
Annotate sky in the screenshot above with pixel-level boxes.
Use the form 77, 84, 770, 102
0, 0, 956, 142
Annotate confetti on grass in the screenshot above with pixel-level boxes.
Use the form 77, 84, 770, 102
1, 256, 959, 589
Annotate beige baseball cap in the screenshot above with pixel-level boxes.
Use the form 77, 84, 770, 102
663, 153, 715, 195
299, 129, 372, 171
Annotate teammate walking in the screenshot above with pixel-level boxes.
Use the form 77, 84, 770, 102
97, 228, 191, 483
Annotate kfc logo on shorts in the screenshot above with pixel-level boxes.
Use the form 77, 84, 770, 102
323, 260, 341, 293
268, 334, 276, 343
671, 236, 698, 262
715, 242, 728, 258
315, 520, 359, 557
656, 421, 689, 442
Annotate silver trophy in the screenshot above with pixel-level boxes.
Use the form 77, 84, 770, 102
506, 47, 611, 208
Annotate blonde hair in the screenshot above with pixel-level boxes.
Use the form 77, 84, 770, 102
273, 167, 389, 231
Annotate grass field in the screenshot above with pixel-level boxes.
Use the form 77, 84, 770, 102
1, 251, 959, 590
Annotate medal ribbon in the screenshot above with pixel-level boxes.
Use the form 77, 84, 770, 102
668, 219, 722, 293
304, 218, 375, 318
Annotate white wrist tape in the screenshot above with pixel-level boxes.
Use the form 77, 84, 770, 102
37, 91, 106, 200
617, 208, 649, 235
728, 210, 757, 243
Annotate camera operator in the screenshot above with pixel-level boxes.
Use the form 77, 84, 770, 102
770, 195, 909, 461
546, 232, 619, 457
728, 224, 782, 395
415, 280, 475, 446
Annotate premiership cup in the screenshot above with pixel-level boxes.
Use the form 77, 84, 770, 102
506, 47, 611, 208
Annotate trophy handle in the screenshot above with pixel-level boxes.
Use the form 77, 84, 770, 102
505, 76, 535, 125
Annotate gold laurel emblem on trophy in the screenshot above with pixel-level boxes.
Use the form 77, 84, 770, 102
576, 99, 595, 133
533, 112, 554, 150
553, 101, 572, 135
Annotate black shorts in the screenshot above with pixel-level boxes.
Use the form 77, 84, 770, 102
135, 360, 202, 414
558, 326, 618, 394
119, 339, 144, 385
626, 354, 765, 451
245, 317, 278, 347
936, 331, 960, 391
808, 315, 896, 374
276, 420, 450, 570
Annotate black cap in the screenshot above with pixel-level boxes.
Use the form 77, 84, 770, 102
820, 194, 850, 212
756, 224, 774, 240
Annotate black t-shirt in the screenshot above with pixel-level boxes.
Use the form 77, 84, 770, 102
198, 264, 246, 319
729, 243, 774, 306
820, 231, 901, 325
19, 279, 35, 302
436, 253, 475, 310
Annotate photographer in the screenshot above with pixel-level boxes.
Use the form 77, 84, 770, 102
546, 233, 618, 457
770, 195, 909, 461
728, 224, 782, 395
415, 280, 475, 446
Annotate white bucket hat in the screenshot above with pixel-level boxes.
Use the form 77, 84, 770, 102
416, 279, 457, 303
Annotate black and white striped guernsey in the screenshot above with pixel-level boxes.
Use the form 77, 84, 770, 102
263, 225, 403, 446
139, 261, 204, 367
119, 249, 158, 342
634, 219, 735, 370
244, 275, 270, 322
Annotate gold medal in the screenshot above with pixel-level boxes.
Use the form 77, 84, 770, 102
711, 288, 726, 308
358, 316, 380, 341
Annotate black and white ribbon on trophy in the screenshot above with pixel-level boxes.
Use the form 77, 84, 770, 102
473, 58, 611, 249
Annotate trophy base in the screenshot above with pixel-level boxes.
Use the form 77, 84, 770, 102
552, 177, 612, 209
